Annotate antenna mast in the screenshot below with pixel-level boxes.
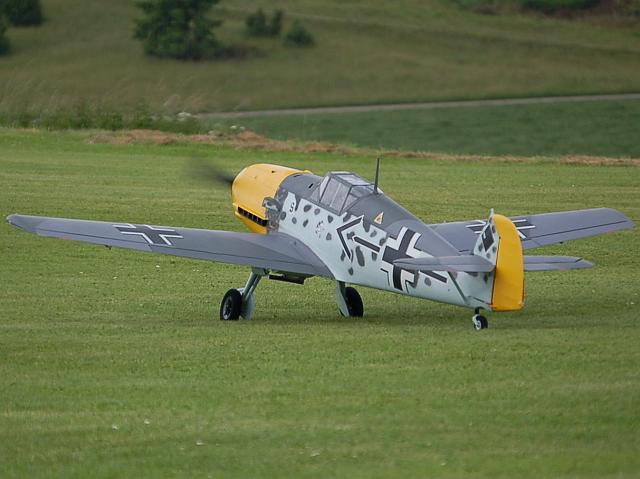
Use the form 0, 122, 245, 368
373, 157, 381, 194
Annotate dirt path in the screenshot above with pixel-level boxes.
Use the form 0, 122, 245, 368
199, 93, 640, 119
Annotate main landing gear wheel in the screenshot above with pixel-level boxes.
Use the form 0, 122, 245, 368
472, 308, 488, 331
345, 287, 364, 317
341, 286, 364, 317
220, 289, 242, 321
219, 268, 266, 321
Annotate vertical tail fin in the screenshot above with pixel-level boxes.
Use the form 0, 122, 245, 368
472, 211, 524, 311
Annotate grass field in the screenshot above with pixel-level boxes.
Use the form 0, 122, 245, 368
214, 99, 640, 158
1, 0, 639, 115
1, 128, 639, 477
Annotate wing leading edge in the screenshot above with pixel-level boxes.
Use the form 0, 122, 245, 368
7, 214, 333, 279
429, 208, 634, 253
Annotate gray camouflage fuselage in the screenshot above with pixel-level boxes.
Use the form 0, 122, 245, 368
273, 172, 485, 309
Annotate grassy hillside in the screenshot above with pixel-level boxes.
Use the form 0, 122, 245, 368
1, 129, 639, 477
0, 0, 639, 114
215, 98, 640, 158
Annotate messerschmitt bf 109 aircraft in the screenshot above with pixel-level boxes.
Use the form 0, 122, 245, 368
8, 161, 635, 330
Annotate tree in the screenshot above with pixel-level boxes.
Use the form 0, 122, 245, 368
0, 15, 9, 55
1, 0, 43, 26
134, 0, 222, 60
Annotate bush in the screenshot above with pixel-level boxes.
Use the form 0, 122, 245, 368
520, 0, 599, 13
453, 0, 608, 14
245, 9, 283, 37
284, 21, 314, 47
134, 0, 222, 60
95, 110, 125, 131
0, 104, 209, 134
1, 0, 43, 26
0, 16, 9, 55
246, 9, 266, 36
615, 0, 640, 15
269, 10, 284, 36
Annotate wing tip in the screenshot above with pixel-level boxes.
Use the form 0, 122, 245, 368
7, 214, 22, 228
574, 259, 594, 269
6, 214, 39, 233
605, 208, 635, 229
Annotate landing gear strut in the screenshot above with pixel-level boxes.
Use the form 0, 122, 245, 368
219, 268, 267, 320
336, 281, 364, 317
472, 308, 488, 331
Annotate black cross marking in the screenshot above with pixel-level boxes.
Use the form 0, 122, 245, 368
336, 216, 363, 259
381, 229, 447, 291
482, 226, 494, 250
353, 236, 380, 253
114, 224, 183, 246
466, 217, 535, 239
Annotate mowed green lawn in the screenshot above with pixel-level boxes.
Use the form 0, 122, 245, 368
216, 99, 640, 158
1, 129, 639, 478
1, 0, 640, 114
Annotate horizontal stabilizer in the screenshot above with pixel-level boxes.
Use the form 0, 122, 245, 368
394, 255, 494, 273
524, 255, 593, 271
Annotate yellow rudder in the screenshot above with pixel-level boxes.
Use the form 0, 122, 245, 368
491, 214, 525, 311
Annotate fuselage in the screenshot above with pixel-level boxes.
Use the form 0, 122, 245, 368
231, 164, 488, 309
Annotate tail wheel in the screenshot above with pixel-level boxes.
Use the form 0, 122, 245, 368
344, 287, 364, 317
472, 314, 488, 331
220, 289, 242, 321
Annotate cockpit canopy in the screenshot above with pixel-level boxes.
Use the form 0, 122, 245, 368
310, 171, 379, 213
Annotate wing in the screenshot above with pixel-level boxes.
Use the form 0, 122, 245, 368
7, 214, 332, 278
429, 208, 634, 253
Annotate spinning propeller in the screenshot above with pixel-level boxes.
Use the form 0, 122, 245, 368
187, 157, 236, 188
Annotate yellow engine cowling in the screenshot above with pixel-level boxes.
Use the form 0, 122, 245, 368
231, 164, 304, 234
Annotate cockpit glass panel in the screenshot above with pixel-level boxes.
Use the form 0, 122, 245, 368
320, 178, 350, 211
339, 174, 370, 186
319, 178, 339, 205
329, 182, 349, 211
310, 176, 328, 202
313, 172, 380, 212
309, 186, 320, 202
344, 184, 374, 210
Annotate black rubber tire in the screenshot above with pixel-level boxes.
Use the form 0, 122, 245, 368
220, 289, 242, 320
345, 287, 364, 317
473, 314, 488, 330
